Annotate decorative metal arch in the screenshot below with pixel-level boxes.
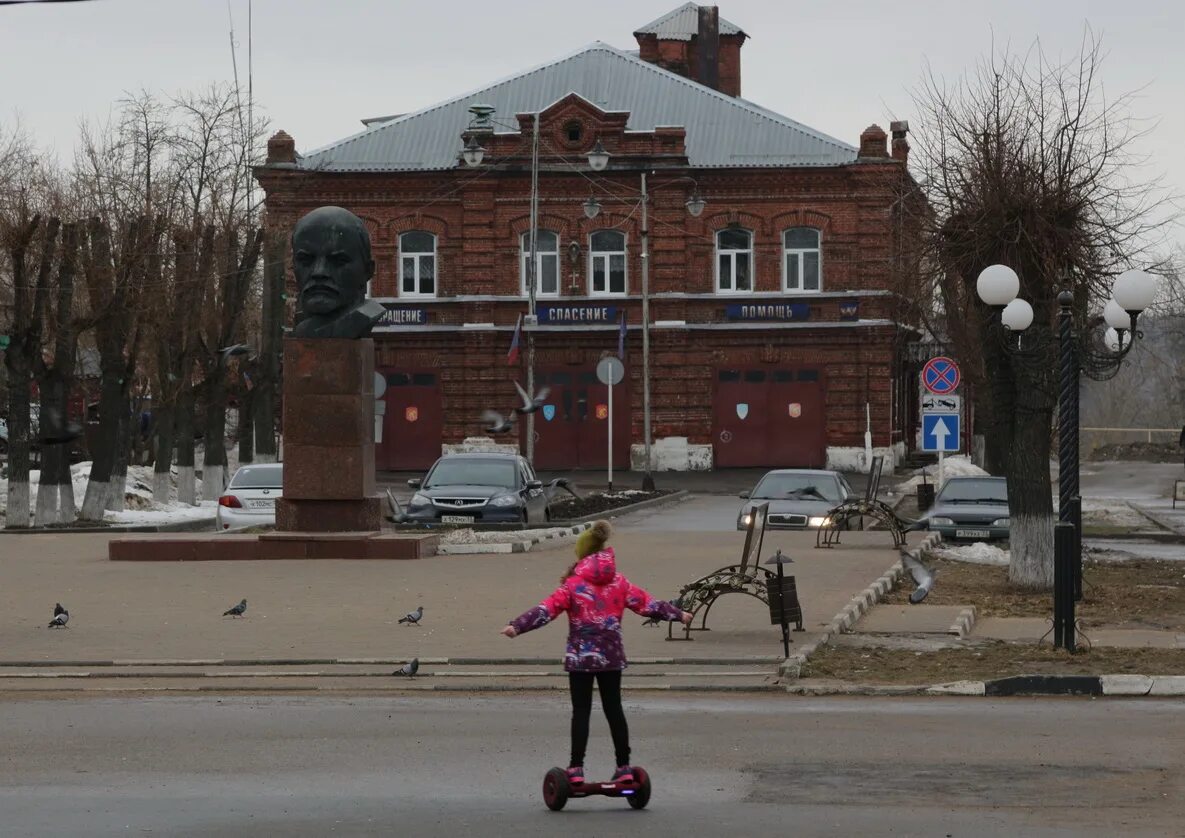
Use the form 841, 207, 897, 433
816, 498, 913, 550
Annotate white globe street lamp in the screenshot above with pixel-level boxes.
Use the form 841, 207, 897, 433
1112, 269, 1157, 314
1102, 298, 1132, 331
976, 264, 1021, 307
1001, 298, 1034, 332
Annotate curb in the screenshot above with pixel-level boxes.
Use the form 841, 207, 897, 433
436, 522, 592, 555
0, 655, 783, 669
0, 517, 216, 535
1127, 503, 1185, 538
948, 606, 977, 637
562, 490, 691, 524
787, 674, 1185, 697
0, 683, 786, 695
779, 531, 942, 680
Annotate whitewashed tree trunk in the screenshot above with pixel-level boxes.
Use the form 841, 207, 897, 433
152, 470, 172, 504
1008, 513, 1054, 588
203, 464, 226, 500
80, 479, 111, 521
34, 477, 60, 526
177, 467, 197, 505
58, 478, 77, 524
7, 482, 31, 528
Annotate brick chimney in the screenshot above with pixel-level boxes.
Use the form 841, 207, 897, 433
266, 130, 297, 165
890, 120, 910, 162
634, 4, 747, 97
858, 124, 889, 159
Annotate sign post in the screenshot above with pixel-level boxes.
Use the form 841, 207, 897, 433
596, 356, 625, 492
921, 357, 962, 487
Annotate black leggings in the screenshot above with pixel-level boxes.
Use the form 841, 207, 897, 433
568, 670, 629, 768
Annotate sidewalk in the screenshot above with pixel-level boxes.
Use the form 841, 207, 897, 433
0, 528, 911, 667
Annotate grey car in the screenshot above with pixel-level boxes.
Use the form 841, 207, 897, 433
923, 476, 1010, 541
404, 453, 550, 525
737, 469, 855, 531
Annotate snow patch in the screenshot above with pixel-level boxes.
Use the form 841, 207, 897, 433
932, 542, 1010, 565
440, 525, 579, 545
891, 455, 988, 496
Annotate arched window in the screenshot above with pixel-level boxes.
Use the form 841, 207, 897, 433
589, 230, 627, 296
399, 231, 436, 297
521, 230, 559, 297
716, 228, 753, 293
783, 227, 821, 292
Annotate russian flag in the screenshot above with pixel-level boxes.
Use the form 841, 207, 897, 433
507, 314, 522, 365
617, 312, 627, 359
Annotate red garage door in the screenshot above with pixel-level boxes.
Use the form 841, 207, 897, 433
378, 370, 443, 471
713, 368, 826, 468
530, 368, 630, 470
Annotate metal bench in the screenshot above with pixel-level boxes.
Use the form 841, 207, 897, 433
662, 502, 804, 641
816, 455, 916, 549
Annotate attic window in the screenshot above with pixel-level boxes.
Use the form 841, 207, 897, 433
565, 121, 583, 143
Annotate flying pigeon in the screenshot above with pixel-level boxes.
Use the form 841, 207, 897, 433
47, 603, 69, 629
902, 553, 937, 604
513, 381, 551, 415
398, 606, 423, 626
219, 343, 254, 364
545, 477, 581, 501
37, 406, 83, 446
223, 598, 248, 617
392, 657, 420, 678
643, 596, 686, 627
481, 410, 515, 434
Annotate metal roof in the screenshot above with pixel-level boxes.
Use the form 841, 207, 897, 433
296, 43, 857, 173
632, 3, 746, 40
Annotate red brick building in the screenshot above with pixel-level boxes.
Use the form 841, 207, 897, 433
256, 4, 920, 473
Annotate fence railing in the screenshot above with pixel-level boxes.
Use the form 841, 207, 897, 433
1081, 427, 1180, 444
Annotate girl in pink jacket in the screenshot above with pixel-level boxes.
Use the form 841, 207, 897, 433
502, 520, 691, 785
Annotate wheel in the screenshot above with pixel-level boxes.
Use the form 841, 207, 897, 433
543, 767, 570, 811
627, 767, 651, 809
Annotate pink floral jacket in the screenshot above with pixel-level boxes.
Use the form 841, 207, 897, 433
509, 548, 682, 672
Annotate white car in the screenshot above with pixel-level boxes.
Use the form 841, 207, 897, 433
216, 463, 283, 531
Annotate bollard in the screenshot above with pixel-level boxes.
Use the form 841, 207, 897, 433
1053, 522, 1076, 651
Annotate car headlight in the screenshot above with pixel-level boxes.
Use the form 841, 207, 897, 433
992, 518, 1010, 527
489, 494, 519, 507
741, 513, 752, 526
809, 516, 831, 528
410, 492, 430, 506
929, 517, 955, 527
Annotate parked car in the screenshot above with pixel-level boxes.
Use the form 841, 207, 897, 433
737, 469, 855, 530
921, 476, 1009, 541
216, 463, 283, 530
404, 452, 550, 525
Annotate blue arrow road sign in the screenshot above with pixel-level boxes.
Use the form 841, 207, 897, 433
922, 413, 960, 453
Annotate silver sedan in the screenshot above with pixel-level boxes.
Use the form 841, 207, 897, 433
216, 463, 283, 531
737, 469, 855, 530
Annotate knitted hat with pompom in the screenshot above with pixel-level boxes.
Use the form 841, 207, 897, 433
574, 520, 612, 558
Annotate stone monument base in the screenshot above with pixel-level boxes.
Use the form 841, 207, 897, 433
107, 530, 437, 562
276, 496, 383, 532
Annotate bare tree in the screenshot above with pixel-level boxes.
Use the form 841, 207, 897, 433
902, 32, 1175, 588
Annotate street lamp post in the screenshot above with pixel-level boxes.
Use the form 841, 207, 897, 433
976, 266, 1158, 651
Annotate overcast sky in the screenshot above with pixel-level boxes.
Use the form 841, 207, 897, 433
3, 0, 1182, 249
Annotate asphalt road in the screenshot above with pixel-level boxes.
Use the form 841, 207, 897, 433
3, 694, 1184, 837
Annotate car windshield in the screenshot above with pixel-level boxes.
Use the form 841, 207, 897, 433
938, 478, 1008, 503
752, 474, 840, 502
229, 465, 283, 489
426, 459, 517, 489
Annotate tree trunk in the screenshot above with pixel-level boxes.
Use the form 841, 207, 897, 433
202, 369, 228, 498
107, 399, 133, 512
34, 378, 69, 526
4, 358, 32, 528
238, 384, 255, 465
253, 231, 285, 463
152, 404, 175, 503
175, 383, 197, 504
80, 372, 125, 520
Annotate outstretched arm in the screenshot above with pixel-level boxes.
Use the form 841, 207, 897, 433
504, 585, 572, 638
624, 579, 689, 623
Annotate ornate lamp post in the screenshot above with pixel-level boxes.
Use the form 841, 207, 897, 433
976, 266, 1158, 651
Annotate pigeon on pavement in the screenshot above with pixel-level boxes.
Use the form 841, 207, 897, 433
223, 598, 248, 617
513, 381, 551, 415
392, 658, 420, 677
481, 410, 515, 434
399, 606, 424, 626
902, 553, 937, 604
47, 603, 69, 629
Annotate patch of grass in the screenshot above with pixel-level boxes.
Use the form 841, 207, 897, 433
803, 641, 1185, 683
883, 557, 1185, 630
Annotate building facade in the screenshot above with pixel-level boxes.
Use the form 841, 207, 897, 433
256, 4, 920, 473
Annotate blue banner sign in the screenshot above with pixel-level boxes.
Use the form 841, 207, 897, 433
725, 302, 811, 321
379, 306, 428, 326
537, 305, 618, 324
838, 300, 859, 321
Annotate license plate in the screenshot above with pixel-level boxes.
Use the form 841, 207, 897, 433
441, 515, 474, 524
248, 499, 275, 509
955, 528, 991, 539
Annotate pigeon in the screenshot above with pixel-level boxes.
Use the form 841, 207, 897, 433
481, 410, 515, 434
398, 606, 423, 626
902, 553, 937, 604
513, 381, 551, 415
643, 596, 685, 627
546, 477, 581, 501
47, 603, 69, 628
392, 657, 420, 678
223, 598, 248, 617
38, 406, 83, 446
219, 343, 254, 364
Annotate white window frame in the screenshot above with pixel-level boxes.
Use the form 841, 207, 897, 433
520, 230, 560, 298
399, 231, 437, 299
783, 227, 822, 292
715, 228, 754, 295
588, 230, 628, 297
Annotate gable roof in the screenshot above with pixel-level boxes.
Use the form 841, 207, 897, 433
296, 42, 857, 173
633, 3, 746, 40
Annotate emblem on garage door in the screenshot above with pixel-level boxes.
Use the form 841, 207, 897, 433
788, 402, 802, 418
735, 403, 749, 420
719, 430, 733, 443
542, 404, 556, 421
595, 404, 609, 420
405, 406, 419, 422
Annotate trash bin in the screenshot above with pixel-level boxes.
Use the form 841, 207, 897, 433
917, 483, 935, 512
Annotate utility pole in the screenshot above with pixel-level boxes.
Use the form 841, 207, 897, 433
525, 112, 540, 465
640, 172, 654, 490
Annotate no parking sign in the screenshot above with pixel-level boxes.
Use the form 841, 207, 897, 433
921, 356, 961, 395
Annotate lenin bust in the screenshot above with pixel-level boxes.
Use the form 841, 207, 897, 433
291, 206, 386, 339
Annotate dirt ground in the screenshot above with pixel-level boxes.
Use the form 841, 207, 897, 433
549, 489, 672, 518
803, 640, 1185, 683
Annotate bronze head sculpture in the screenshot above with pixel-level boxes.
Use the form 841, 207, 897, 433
291, 206, 386, 339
